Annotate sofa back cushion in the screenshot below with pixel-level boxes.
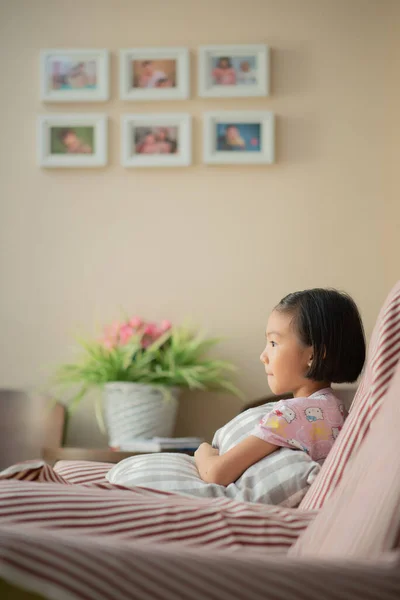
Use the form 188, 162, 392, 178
301, 281, 400, 510
290, 357, 400, 558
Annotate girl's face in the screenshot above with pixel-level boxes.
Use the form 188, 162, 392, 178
260, 310, 314, 397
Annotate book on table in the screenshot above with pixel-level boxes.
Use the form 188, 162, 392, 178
109, 437, 204, 453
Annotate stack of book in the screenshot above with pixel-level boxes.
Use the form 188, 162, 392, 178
109, 437, 204, 453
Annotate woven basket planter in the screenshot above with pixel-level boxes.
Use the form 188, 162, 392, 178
103, 382, 180, 445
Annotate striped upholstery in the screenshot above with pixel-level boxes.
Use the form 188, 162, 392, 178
291, 358, 400, 558
0, 460, 71, 484
0, 466, 316, 551
54, 460, 111, 484
301, 281, 400, 510
0, 523, 399, 600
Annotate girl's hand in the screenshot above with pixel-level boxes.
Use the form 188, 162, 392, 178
194, 443, 220, 483
195, 436, 278, 486
194, 442, 219, 461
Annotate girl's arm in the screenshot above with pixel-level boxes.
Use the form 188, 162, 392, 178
194, 437, 278, 486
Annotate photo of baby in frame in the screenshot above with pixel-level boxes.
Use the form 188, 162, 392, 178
198, 44, 269, 98
121, 114, 191, 167
203, 111, 274, 165
211, 56, 257, 87
49, 60, 97, 91
50, 127, 94, 155
120, 48, 189, 100
40, 49, 109, 102
132, 60, 177, 89
216, 123, 261, 152
37, 114, 107, 168
135, 127, 178, 155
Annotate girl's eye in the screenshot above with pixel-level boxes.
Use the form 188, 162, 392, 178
270, 341, 277, 348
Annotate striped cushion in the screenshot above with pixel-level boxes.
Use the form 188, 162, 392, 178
212, 402, 276, 452
291, 358, 400, 558
301, 281, 400, 510
106, 448, 320, 507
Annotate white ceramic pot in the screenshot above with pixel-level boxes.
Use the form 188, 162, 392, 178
103, 382, 180, 445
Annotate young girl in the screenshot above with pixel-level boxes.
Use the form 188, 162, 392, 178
195, 288, 366, 486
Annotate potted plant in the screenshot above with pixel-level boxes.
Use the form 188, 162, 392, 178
56, 317, 241, 446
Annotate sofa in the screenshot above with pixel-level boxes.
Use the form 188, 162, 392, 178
0, 281, 399, 600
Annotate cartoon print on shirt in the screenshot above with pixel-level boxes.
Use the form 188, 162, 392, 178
305, 407, 324, 422
274, 406, 296, 423
332, 426, 342, 439
286, 438, 309, 453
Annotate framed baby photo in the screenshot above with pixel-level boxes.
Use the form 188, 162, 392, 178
40, 49, 109, 102
121, 113, 191, 167
120, 47, 189, 101
198, 44, 269, 98
37, 114, 107, 168
203, 111, 275, 165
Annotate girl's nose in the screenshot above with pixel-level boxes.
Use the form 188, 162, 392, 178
260, 349, 268, 364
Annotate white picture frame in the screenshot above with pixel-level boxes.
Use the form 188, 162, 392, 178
121, 113, 191, 168
203, 111, 275, 165
37, 114, 107, 168
198, 44, 269, 98
120, 47, 189, 101
40, 49, 109, 102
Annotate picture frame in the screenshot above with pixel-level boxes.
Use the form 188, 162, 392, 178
37, 114, 107, 168
120, 47, 189, 101
40, 49, 109, 102
121, 113, 192, 168
198, 44, 269, 98
203, 111, 274, 165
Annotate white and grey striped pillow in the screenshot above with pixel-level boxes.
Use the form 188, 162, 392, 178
107, 402, 321, 507
211, 402, 277, 453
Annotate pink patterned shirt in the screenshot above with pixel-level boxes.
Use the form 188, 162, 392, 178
250, 388, 346, 463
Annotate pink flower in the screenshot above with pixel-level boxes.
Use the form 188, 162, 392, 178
119, 323, 134, 345
159, 320, 172, 332
143, 323, 158, 338
101, 316, 172, 351
129, 316, 143, 329
101, 321, 121, 349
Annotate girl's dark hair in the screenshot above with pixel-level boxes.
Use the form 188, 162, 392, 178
276, 288, 366, 383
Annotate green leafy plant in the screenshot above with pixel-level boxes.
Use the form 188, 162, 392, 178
56, 317, 242, 429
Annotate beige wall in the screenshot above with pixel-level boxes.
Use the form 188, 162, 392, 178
385, 2, 400, 288
0, 0, 398, 447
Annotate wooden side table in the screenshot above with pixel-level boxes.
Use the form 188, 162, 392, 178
41, 403, 194, 466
